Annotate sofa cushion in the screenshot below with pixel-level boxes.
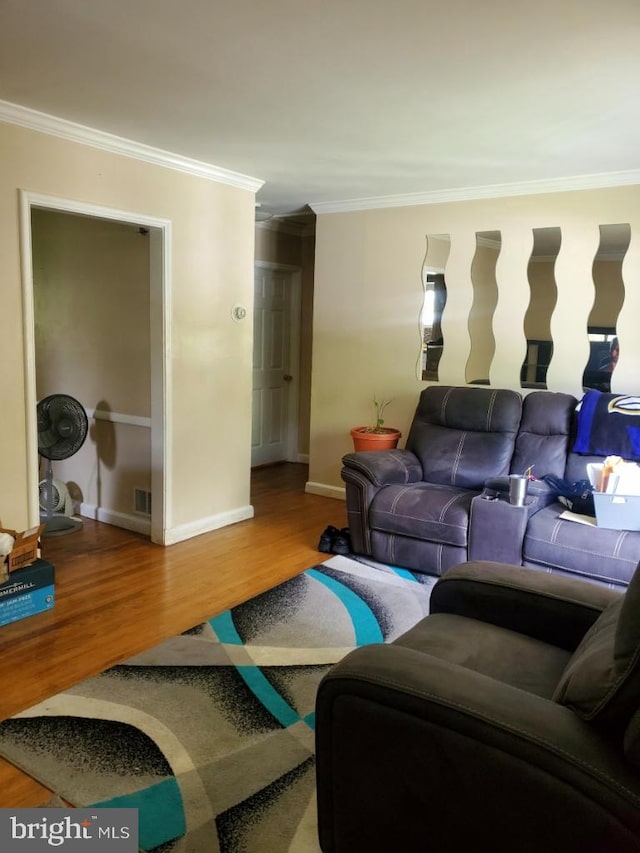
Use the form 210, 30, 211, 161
523, 502, 639, 587
369, 482, 476, 547
395, 613, 571, 699
553, 562, 640, 732
370, 531, 466, 576
406, 386, 522, 490
510, 390, 576, 479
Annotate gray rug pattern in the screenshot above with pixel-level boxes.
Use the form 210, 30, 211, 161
0, 555, 435, 852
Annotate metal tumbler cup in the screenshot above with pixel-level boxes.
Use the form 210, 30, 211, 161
509, 475, 528, 506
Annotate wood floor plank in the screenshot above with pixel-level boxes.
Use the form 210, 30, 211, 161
0, 463, 345, 806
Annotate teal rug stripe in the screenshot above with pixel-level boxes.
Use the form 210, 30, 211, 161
236, 665, 303, 729
91, 776, 186, 851
208, 564, 385, 730
306, 568, 384, 646
209, 606, 311, 730
388, 565, 419, 583
209, 609, 242, 644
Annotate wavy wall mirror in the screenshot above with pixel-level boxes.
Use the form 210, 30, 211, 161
520, 227, 561, 388
582, 223, 630, 392
466, 231, 500, 385
418, 223, 632, 390
421, 235, 449, 381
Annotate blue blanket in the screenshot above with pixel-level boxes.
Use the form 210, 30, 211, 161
573, 391, 640, 461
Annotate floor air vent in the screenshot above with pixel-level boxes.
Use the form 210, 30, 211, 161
134, 488, 152, 516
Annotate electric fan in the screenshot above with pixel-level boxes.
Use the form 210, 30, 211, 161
38, 477, 74, 517
37, 393, 88, 535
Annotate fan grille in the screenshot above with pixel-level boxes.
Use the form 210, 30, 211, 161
39, 479, 64, 512
37, 394, 88, 460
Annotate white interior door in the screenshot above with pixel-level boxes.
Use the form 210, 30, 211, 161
251, 265, 298, 467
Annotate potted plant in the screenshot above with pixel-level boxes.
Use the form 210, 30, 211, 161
350, 395, 402, 451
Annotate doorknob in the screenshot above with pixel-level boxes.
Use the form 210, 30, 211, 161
283, 374, 293, 382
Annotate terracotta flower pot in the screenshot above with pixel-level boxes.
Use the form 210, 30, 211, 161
350, 427, 402, 452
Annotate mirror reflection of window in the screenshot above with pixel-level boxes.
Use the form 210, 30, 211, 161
421, 235, 449, 381
422, 273, 447, 380
521, 227, 560, 389
583, 329, 619, 392
582, 223, 630, 392
466, 231, 499, 385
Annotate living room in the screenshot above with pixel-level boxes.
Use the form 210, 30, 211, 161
2, 1, 640, 850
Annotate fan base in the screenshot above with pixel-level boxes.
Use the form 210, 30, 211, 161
40, 513, 83, 537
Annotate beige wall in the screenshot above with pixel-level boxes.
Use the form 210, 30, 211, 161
32, 209, 152, 525
1, 121, 256, 537
308, 186, 640, 492
254, 223, 315, 457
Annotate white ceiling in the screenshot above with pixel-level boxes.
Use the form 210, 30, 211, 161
2, 0, 640, 219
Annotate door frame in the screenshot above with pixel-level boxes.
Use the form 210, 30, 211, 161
253, 261, 302, 464
19, 190, 172, 544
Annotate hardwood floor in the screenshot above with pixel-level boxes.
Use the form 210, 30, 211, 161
0, 462, 345, 806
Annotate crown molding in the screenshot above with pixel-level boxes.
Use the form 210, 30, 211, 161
310, 170, 640, 214
0, 99, 264, 192
476, 236, 500, 251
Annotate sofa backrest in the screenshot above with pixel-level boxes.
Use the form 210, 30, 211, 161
511, 391, 578, 479
406, 386, 523, 490
565, 449, 603, 482
553, 560, 640, 737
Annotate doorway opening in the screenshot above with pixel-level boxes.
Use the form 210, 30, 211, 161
20, 191, 171, 544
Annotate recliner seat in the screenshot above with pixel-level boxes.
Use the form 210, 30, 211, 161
342, 385, 523, 574
316, 560, 640, 853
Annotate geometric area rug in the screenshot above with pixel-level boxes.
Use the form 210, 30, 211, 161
0, 555, 436, 852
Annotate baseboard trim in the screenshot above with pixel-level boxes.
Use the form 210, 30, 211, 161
164, 505, 255, 546
305, 482, 346, 500
296, 453, 310, 464
80, 502, 255, 544
80, 503, 152, 536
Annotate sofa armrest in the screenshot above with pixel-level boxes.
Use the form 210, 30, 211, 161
483, 476, 558, 508
431, 560, 621, 651
316, 645, 640, 853
469, 478, 578, 568
341, 448, 423, 486
341, 450, 423, 557
469, 493, 531, 565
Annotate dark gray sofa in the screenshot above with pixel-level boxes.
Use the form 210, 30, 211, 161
342, 385, 640, 590
315, 559, 640, 852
